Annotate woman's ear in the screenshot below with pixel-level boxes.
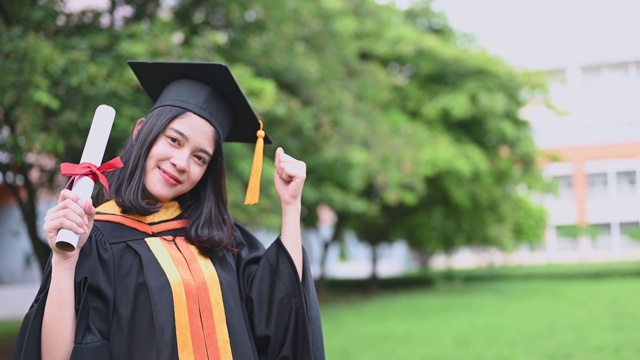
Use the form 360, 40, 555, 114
133, 118, 145, 139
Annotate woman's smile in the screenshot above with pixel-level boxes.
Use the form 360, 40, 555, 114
159, 167, 183, 185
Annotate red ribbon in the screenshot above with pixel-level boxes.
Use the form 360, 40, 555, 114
60, 157, 124, 196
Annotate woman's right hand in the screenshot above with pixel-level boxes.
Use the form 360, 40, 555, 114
43, 189, 96, 261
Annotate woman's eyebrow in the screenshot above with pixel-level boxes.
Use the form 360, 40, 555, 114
168, 127, 214, 158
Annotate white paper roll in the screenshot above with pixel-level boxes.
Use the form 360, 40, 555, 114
55, 105, 116, 252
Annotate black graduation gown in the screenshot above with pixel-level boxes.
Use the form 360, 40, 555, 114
13, 202, 324, 360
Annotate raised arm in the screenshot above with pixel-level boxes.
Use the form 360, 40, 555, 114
273, 147, 306, 280
41, 189, 96, 360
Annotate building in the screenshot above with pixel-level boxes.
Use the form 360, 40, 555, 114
429, 58, 640, 269
529, 58, 640, 263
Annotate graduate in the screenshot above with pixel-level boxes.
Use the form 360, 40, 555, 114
13, 61, 325, 360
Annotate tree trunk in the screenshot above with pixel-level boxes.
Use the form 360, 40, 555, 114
6, 168, 50, 272
367, 243, 379, 292
417, 250, 430, 270
315, 239, 332, 297
2, 106, 50, 272
316, 217, 344, 296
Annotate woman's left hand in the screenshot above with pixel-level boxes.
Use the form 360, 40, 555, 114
274, 147, 306, 207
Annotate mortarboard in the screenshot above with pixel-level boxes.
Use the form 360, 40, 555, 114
128, 60, 270, 204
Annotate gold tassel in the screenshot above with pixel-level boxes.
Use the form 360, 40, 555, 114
244, 120, 265, 205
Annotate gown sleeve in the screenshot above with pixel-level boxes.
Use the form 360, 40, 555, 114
13, 228, 115, 360
234, 224, 325, 360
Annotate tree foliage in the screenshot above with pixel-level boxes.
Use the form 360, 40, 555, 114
1, 0, 550, 279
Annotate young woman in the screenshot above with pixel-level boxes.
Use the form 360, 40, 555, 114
14, 61, 325, 360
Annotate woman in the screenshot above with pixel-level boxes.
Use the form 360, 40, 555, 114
14, 61, 325, 360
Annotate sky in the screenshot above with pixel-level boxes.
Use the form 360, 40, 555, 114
432, 0, 640, 70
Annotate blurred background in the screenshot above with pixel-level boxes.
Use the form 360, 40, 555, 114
2, 0, 640, 359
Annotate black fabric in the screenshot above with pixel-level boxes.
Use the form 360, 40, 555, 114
13, 220, 324, 360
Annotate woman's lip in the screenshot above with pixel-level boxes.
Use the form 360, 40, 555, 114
160, 168, 182, 185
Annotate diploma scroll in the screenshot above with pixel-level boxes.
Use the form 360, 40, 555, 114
55, 105, 116, 252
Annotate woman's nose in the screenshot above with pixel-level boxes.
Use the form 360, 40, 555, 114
170, 151, 189, 171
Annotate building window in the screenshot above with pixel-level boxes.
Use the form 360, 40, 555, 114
587, 173, 608, 198
555, 225, 579, 251
620, 222, 640, 249
591, 224, 612, 249
553, 175, 573, 199
617, 171, 637, 197
582, 65, 602, 86
606, 63, 630, 84
633, 62, 640, 81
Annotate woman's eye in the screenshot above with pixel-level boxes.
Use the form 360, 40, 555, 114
168, 136, 179, 144
195, 155, 207, 164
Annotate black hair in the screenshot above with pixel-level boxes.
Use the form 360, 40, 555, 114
96, 106, 235, 255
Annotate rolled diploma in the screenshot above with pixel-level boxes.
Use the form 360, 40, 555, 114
55, 104, 116, 252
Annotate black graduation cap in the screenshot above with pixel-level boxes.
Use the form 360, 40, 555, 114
128, 60, 270, 204
127, 60, 272, 144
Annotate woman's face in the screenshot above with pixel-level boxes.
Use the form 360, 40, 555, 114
143, 112, 216, 203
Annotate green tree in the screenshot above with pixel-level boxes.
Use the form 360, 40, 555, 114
362, 2, 550, 271
164, 0, 421, 286
2, 0, 551, 284
0, 0, 193, 269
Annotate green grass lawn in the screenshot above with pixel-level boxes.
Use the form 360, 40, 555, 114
3, 262, 640, 359
0, 320, 21, 340
322, 262, 640, 360
0, 320, 22, 359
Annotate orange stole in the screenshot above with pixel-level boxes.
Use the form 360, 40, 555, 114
146, 237, 232, 359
